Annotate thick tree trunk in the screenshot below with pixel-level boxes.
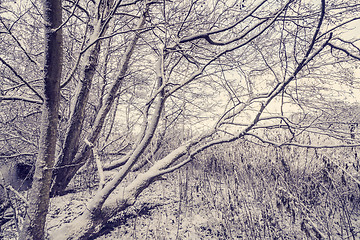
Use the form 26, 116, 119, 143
49, 144, 189, 239
49, 43, 168, 239
19, 0, 62, 239
50, 37, 102, 197
51, 0, 113, 196
50, 5, 148, 196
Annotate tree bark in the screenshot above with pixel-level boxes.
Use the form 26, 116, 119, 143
51, 0, 113, 196
50, 32, 102, 197
50, 4, 148, 196
19, 0, 62, 239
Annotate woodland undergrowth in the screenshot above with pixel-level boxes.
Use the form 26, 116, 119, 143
1, 139, 360, 239
85, 140, 360, 239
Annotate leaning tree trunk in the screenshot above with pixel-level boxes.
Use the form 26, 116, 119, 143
50, 27, 102, 197
50, 4, 148, 196
50, 0, 114, 196
19, 0, 62, 239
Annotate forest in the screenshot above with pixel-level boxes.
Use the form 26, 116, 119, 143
0, 0, 360, 239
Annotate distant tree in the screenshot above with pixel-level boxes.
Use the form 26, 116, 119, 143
0, 0, 360, 239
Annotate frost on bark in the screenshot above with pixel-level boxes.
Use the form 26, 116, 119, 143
19, 0, 62, 239
50, 0, 112, 196
0, 0, 354, 238
50, 42, 166, 240
47, 1, 339, 238
50, 26, 102, 197
50, 1, 148, 196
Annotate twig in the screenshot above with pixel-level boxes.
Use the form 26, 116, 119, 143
0, 56, 44, 102
6, 185, 29, 207
52, 0, 81, 33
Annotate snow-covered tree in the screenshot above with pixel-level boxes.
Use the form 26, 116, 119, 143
0, 0, 360, 238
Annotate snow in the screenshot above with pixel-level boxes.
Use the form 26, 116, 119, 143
2, 144, 360, 239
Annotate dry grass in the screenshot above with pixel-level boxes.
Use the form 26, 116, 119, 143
93, 140, 360, 239
1, 139, 360, 239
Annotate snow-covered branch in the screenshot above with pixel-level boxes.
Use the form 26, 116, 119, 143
0, 96, 43, 104
0, 57, 43, 102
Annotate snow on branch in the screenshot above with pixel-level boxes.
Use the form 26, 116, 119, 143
246, 133, 360, 149
6, 185, 30, 207
0, 96, 43, 104
179, 0, 268, 44
328, 42, 360, 61
0, 56, 44, 102
0, 153, 35, 159
84, 139, 105, 190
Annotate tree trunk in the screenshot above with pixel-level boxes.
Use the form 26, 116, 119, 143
48, 143, 190, 239
50, 35, 102, 197
50, 5, 148, 196
50, 0, 113, 196
19, 0, 62, 239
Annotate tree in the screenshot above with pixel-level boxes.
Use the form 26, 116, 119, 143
0, 0, 360, 239
16, 0, 63, 239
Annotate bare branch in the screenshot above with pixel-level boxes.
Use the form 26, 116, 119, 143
166, 1, 293, 98
246, 133, 360, 149
0, 56, 44, 102
179, 0, 268, 44
0, 12, 39, 65
0, 153, 35, 159
52, 0, 81, 32
328, 42, 360, 61
318, 17, 360, 39
0, 96, 43, 104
